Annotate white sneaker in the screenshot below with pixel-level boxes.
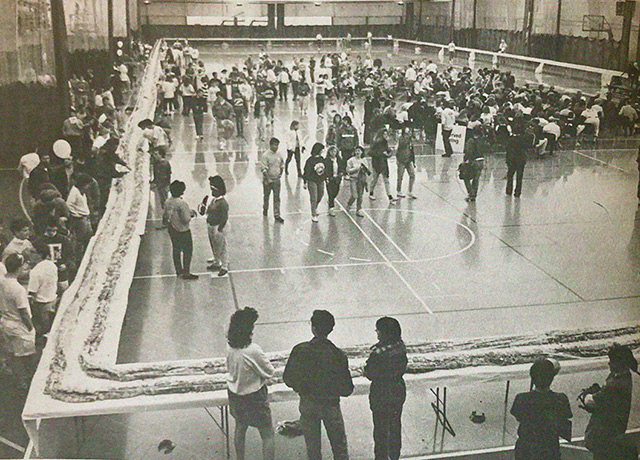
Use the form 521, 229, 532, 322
408, 193, 417, 199
311, 216, 319, 223
369, 194, 376, 200
329, 208, 336, 216
356, 210, 364, 217
397, 192, 406, 198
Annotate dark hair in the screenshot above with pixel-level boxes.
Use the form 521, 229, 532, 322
529, 358, 558, 389
310, 142, 324, 157
270, 137, 280, 146
74, 173, 92, 188
4, 253, 24, 274
10, 218, 30, 235
227, 307, 259, 349
376, 317, 402, 343
169, 180, 186, 197
608, 344, 638, 373
311, 309, 334, 336
209, 175, 226, 195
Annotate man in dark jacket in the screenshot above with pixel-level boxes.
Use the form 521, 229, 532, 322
505, 124, 528, 198
283, 310, 354, 460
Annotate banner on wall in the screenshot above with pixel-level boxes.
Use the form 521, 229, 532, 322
435, 124, 467, 154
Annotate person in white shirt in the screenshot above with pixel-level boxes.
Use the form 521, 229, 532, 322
28, 243, 58, 345
66, 173, 93, 257
440, 102, 457, 157
0, 253, 35, 388
2, 218, 35, 264
285, 120, 303, 177
226, 307, 275, 460
277, 68, 290, 102
542, 118, 561, 156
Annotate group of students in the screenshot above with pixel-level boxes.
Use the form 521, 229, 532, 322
0, 46, 146, 390
224, 306, 638, 460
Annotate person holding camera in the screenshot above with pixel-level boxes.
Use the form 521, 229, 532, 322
510, 358, 572, 460
582, 344, 639, 460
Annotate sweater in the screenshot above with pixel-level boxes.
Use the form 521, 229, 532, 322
163, 197, 192, 233
226, 343, 275, 395
206, 196, 229, 230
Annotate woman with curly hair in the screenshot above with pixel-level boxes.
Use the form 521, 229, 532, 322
226, 307, 275, 460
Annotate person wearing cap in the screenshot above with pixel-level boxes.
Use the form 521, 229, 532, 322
510, 358, 572, 460
204, 175, 229, 277
0, 253, 36, 389
583, 344, 639, 460
163, 181, 198, 280
260, 138, 285, 224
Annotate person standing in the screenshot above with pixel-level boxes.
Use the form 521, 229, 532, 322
302, 143, 328, 223
637, 146, 640, 205
338, 116, 359, 162
369, 127, 396, 203
226, 307, 275, 460
325, 146, 344, 217
28, 243, 58, 347
439, 102, 457, 158
462, 128, 484, 202
364, 317, 408, 460
192, 86, 208, 140
163, 180, 198, 280
260, 138, 285, 224
505, 125, 527, 198
395, 127, 417, 199
151, 150, 172, 211
510, 358, 572, 460
583, 344, 639, 460
0, 253, 36, 389
346, 146, 370, 217
285, 121, 303, 177
204, 175, 229, 277
66, 173, 94, 259
283, 310, 354, 460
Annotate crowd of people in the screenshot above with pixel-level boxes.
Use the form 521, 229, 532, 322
225, 307, 638, 460
2, 36, 639, 457
0, 43, 150, 389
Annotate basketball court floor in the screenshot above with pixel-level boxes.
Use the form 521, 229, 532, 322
116, 44, 640, 367
1, 43, 639, 459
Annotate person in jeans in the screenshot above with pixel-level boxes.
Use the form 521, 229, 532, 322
395, 127, 417, 199
163, 180, 198, 280
346, 146, 370, 217
302, 143, 328, 223
440, 102, 457, 157
324, 146, 344, 217
260, 137, 285, 224
505, 123, 527, 198
364, 317, 408, 460
462, 128, 484, 202
283, 310, 354, 460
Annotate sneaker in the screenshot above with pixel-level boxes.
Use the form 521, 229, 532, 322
329, 208, 336, 217
388, 195, 397, 202
311, 216, 319, 223
408, 193, 417, 199
207, 262, 222, 271
397, 192, 406, 198
465, 196, 476, 202
356, 210, 364, 217
207, 258, 215, 264
275, 216, 285, 223
181, 273, 199, 280
218, 268, 229, 277
369, 194, 376, 200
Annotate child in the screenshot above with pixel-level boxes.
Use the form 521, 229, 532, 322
346, 146, 370, 217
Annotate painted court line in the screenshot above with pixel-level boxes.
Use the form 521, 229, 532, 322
574, 150, 635, 175
336, 200, 433, 314
361, 209, 411, 261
